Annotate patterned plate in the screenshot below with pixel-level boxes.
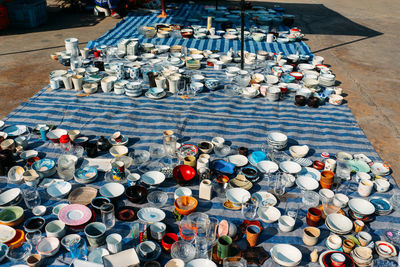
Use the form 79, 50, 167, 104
58, 204, 92, 226
2, 125, 27, 137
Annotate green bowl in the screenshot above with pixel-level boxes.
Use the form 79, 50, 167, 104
0, 206, 24, 223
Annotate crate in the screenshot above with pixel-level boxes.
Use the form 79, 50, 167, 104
6, 0, 47, 28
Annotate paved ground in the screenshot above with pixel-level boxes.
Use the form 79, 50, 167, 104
0, 0, 399, 183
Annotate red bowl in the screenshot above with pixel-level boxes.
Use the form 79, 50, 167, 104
289, 72, 303, 80
162, 233, 179, 252
173, 165, 196, 185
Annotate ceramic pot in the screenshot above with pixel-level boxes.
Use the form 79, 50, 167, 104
303, 227, 320, 246
320, 180, 333, 189
306, 207, 322, 227
246, 225, 261, 247
295, 95, 306, 106
307, 96, 319, 108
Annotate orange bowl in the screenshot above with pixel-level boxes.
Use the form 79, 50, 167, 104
5, 229, 25, 248
174, 196, 198, 215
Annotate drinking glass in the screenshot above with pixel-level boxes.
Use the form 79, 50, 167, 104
101, 203, 115, 230
198, 167, 211, 181
163, 134, 177, 157
273, 172, 286, 196
223, 257, 248, 267
284, 201, 299, 221
149, 144, 165, 159
26, 230, 42, 252
205, 217, 219, 244
179, 220, 198, 242
241, 196, 258, 220
336, 159, 351, 180
57, 156, 75, 181
22, 187, 41, 209
322, 197, 340, 216
302, 190, 320, 207
195, 236, 208, 259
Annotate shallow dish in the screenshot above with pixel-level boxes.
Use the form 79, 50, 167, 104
142, 171, 165, 186
251, 191, 277, 206
348, 198, 375, 217
270, 244, 302, 266
58, 204, 92, 226
74, 166, 98, 184
258, 206, 281, 223
296, 175, 319, 191
99, 183, 125, 199
68, 187, 98, 205
47, 180, 72, 199
0, 225, 16, 243
0, 188, 21, 206
257, 160, 279, 174
298, 167, 321, 181
0, 206, 24, 226
2, 125, 28, 137
226, 188, 250, 204
325, 213, 352, 234
147, 191, 168, 208
279, 161, 302, 174
37, 237, 60, 257
369, 196, 392, 215
227, 154, 248, 167
137, 207, 165, 223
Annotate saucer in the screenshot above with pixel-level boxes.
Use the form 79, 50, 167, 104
145, 91, 166, 99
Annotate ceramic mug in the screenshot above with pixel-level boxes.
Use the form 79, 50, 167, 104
306, 207, 322, 227
354, 220, 364, 233
61, 74, 73, 90
358, 179, 374, 197
342, 239, 355, 253
84, 222, 107, 247
155, 76, 167, 89
246, 225, 261, 247
71, 75, 83, 91
150, 222, 166, 241
106, 233, 122, 254
302, 227, 320, 246
217, 235, 232, 260
278, 215, 295, 233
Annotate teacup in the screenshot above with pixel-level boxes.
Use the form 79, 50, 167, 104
326, 234, 342, 250
303, 227, 320, 246
150, 222, 166, 241
84, 222, 106, 247
101, 76, 118, 93
342, 239, 355, 253
358, 179, 373, 197
106, 233, 122, 254
330, 253, 345, 267
357, 231, 372, 247
278, 215, 295, 233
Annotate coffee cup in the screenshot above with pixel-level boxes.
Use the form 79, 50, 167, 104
217, 235, 232, 260
106, 233, 122, 254
306, 207, 322, 227
357, 231, 372, 247
302, 227, 320, 246
358, 179, 373, 197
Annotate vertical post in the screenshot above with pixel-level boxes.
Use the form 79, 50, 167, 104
216, 0, 218, 10
240, 0, 245, 70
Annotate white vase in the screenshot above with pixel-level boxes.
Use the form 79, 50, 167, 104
199, 179, 212, 200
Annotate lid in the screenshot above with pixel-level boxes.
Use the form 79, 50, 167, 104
321, 152, 330, 158
60, 135, 70, 144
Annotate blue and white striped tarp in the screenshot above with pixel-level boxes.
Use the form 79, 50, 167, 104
1, 65, 399, 266
88, 4, 312, 55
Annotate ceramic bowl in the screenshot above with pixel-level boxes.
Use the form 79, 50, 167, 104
174, 196, 198, 215
149, 87, 164, 96
319, 189, 334, 201
156, 45, 170, 53
7, 166, 25, 184
126, 185, 148, 204
45, 220, 66, 238
142, 171, 166, 186
278, 215, 296, 233
333, 193, 349, 208
147, 191, 168, 208
0, 188, 21, 206
32, 205, 46, 216
348, 198, 376, 217
257, 160, 279, 174
24, 216, 45, 233
23, 169, 40, 186
197, 141, 214, 154
32, 159, 56, 178
279, 161, 302, 174
204, 79, 220, 90
174, 187, 192, 200
270, 244, 302, 266
46, 129, 68, 143
327, 234, 342, 250
109, 145, 128, 157
83, 83, 98, 94
325, 213, 353, 234
20, 150, 38, 160
374, 179, 390, 193
258, 206, 281, 223
226, 188, 250, 204
289, 145, 309, 158
52, 203, 68, 216
100, 183, 125, 200
0, 206, 24, 227
37, 237, 60, 257
47, 181, 72, 199
61, 234, 81, 251
91, 197, 111, 213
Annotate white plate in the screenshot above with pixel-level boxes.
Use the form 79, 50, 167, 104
325, 213, 352, 234
298, 167, 321, 181
0, 225, 16, 243
0, 188, 21, 206
137, 207, 165, 223
99, 183, 125, 198
145, 90, 167, 99
257, 206, 281, 223
2, 125, 27, 137
279, 161, 302, 174
187, 259, 217, 267
270, 244, 302, 267
296, 175, 319, 191
251, 191, 277, 206
226, 188, 250, 204
257, 160, 279, 174
348, 198, 375, 216
227, 154, 248, 167
0, 120, 4, 129
141, 171, 165, 185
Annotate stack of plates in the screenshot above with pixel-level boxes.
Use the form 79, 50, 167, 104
325, 213, 352, 235
370, 162, 390, 176
369, 197, 392, 216
267, 132, 288, 150
318, 73, 335, 87
266, 86, 281, 102
74, 166, 98, 184
348, 198, 376, 218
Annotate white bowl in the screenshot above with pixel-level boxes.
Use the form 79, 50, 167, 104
141, 171, 165, 186
268, 132, 288, 143
326, 213, 352, 234
226, 188, 250, 204
319, 189, 334, 201
257, 160, 279, 174
37, 237, 60, 257
0, 188, 21, 206
61, 234, 81, 251
289, 145, 309, 158
279, 161, 302, 174
227, 154, 248, 167
296, 175, 319, 191
333, 193, 349, 208
257, 206, 281, 223
327, 234, 342, 250
374, 179, 390, 193
46, 129, 68, 141
348, 198, 375, 216
100, 183, 125, 199
32, 205, 46, 216
47, 181, 72, 199
45, 220, 66, 238
109, 145, 128, 157
278, 215, 296, 233
174, 187, 192, 200
20, 150, 38, 160
270, 244, 302, 266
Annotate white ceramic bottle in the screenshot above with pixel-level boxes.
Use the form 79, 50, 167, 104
199, 179, 212, 200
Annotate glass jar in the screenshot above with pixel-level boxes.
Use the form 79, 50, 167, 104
100, 203, 115, 230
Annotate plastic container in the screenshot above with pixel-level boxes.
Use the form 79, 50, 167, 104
6, 0, 47, 28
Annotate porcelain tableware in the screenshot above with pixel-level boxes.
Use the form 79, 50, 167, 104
303, 227, 320, 246
278, 215, 295, 233
37, 237, 60, 257
141, 171, 165, 185
270, 244, 302, 266
0, 188, 22, 206
47, 180, 72, 199
348, 198, 375, 218
24, 216, 45, 233
84, 222, 107, 247
137, 207, 165, 223
45, 220, 66, 238
257, 206, 281, 223
58, 204, 92, 226
106, 233, 122, 254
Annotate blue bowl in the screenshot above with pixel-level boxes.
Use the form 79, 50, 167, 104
205, 79, 220, 90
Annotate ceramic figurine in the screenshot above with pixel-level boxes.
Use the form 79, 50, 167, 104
310, 249, 318, 262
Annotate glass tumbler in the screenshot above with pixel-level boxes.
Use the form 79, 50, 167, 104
100, 203, 115, 230
163, 134, 177, 157
179, 220, 198, 242
22, 187, 41, 209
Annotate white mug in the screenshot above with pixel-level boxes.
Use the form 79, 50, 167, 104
266, 33, 275, 43
358, 179, 373, 197
61, 74, 73, 90
155, 76, 167, 89
106, 233, 122, 254
324, 159, 337, 172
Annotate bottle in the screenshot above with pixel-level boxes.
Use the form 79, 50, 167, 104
199, 179, 212, 200
59, 135, 73, 153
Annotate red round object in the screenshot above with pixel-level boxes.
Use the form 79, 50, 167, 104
162, 233, 179, 252
313, 160, 325, 170
59, 135, 70, 144
289, 71, 303, 80
173, 165, 196, 185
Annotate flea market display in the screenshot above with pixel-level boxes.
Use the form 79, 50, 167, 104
0, 3, 399, 267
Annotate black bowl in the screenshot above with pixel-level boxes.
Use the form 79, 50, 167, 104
126, 185, 148, 204
91, 196, 111, 213
23, 216, 45, 233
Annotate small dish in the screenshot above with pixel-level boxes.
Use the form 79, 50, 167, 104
32, 205, 46, 216
0, 188, 22, 206
147, 191, 168, 208
257, 206, 281, 223
47, 180, 72, 199
142, 171, 166, 186
99, 183, 125, 199
137, 207, 165, 223
23, 216, 45, 233
126, 185, 148, 204
37, 237, 60, 257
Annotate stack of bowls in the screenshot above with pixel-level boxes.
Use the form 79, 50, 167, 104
266, 86, 281, 101
319, 73, 335, 87
125, 81, 142, 97
267, 132, 288, 150
351, 247, 373, 266
74, 166, 98, 184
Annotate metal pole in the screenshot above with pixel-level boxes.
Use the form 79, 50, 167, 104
240, 0, 245, 70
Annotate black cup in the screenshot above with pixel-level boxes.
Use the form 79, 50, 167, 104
308, 96, 320, 108
295, 95, 307, 106
85, 142, 98, 158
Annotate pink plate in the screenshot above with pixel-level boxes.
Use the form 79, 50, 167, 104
58, 204, 92, 226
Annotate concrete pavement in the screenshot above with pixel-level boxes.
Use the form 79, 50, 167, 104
0, 0, 399, 183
